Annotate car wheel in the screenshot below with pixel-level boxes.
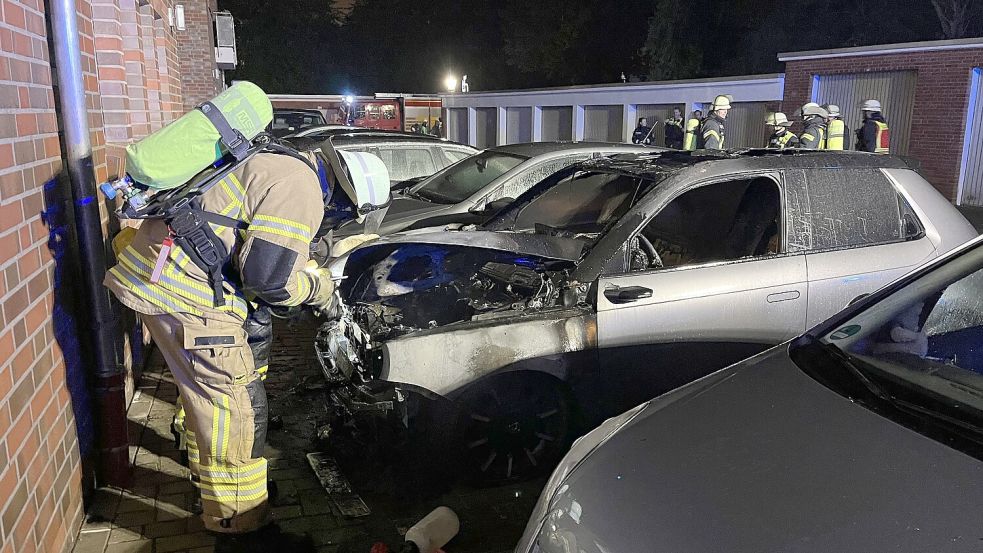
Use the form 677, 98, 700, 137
457, 373, 574, 483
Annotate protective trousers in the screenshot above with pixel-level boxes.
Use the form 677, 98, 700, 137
146, 311, 270, 533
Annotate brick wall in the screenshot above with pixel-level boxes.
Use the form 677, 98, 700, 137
178, 0, 222, 110
0, 0, 220, 552
784, 48, 983, 201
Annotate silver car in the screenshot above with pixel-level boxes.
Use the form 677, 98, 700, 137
518, 233, 983, 553
319, 150, 977, 481
335, 142, 652, 237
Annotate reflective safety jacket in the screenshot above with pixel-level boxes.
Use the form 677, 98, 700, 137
825, 118, 849, 150
105, 153, 325, 323
699, 114, 725, 150
769, 130, 800, 149
799, 118, 826, 149
683, 117, 700, 150
859, 114, 890, 153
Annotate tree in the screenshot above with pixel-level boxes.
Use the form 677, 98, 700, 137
931, 0, 979, 39
641, 0, 706, 81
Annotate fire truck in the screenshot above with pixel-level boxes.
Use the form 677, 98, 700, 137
267, 93, 443, 133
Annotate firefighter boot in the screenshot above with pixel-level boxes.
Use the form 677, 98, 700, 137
213, 523, 315, 553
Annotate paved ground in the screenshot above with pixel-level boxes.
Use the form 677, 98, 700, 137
71, 316, 542, 553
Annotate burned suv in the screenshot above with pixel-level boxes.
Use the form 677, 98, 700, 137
317, 150, 977, 481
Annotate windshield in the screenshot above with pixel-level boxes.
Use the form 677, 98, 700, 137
272, 112, 325, 130
510, 171, 644, 233
409, 150, 526, 204
812, 244, 983, 432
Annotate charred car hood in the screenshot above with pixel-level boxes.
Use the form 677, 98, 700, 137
341, 230, 583, 299
539, 347, 983, 552
335, 196, 452, 237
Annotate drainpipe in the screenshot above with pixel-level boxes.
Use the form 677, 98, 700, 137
49, 0, 130, 486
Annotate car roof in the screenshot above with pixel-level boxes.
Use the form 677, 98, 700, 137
488, 141, 653, 157
273, 108, 324, 115
584, 148, 914, 179
285, 131, 475, 151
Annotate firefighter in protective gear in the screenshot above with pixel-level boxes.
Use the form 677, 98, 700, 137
699, 95, 731, 150
857, 99, 890, 153
823, 104, 849, 150
105, 148, 390, 549
683, 109, 703, 151
766, 112, 799, 149
665, 107, 685, 149
797, 102, 828, 149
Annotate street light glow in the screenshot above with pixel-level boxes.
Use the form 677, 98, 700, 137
444, 75, 457, 92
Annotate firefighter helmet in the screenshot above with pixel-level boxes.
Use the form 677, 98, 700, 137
766, 112, 791, 126
797, 102, 828, 118
860, 99, 882, 112
711, 95, 732, 111
824, 104, 841, 117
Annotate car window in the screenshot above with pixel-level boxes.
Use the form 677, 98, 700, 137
272, 112, 324, 130
818, 245, 983, 428
624, 176, 783, 272
487, 155, 591, 205
512, 172, 643, 233
397, 148, 437, 181
442, 149, 472, 163
412, 151, 527, 204
802, 168, 916, 251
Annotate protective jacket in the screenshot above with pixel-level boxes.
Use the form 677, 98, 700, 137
664, 116, 684, 149
826, 118, 849, 150
699, 114, 725, 150
106, 153, 325, 322
799, 117, 827, 149
858, 113, 890, 153
769, 130, 800, 149
631, 124, 653, 145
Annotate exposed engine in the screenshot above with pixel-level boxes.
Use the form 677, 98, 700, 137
350, 259, 565, 341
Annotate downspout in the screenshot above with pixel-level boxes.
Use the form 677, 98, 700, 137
49, 0, 130, 486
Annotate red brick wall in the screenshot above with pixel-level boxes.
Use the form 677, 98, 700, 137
178, 0, 222, 110
783, 48, 983, 201
0, 0, 218, 552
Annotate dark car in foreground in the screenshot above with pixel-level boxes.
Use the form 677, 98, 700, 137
318, 149, 975, 481
517, 233, 983, 553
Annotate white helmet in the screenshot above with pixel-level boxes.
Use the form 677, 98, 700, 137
798, 102, 828, 118
766, 112, 791, 126
711, 94, 732, 111
860, 99, 882, 112
824, 104, 841, 117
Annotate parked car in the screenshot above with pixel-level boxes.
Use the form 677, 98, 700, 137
285, 124, 359, 138
517, 232, 983, 553
269, 108, 327, 138
286, 130, 478, 189
317, 149, 977, 481
333, 142, 653, 238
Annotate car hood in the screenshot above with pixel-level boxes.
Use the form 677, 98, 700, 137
537, 347, 983, 553
335, 195, 453, 237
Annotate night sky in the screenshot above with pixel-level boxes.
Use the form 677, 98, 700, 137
217, 0, 981, 95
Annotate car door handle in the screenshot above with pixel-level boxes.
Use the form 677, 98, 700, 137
604, 286, 653, 304
766, 290, 801, 303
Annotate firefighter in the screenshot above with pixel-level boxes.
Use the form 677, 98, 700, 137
857, 99, 890, 153
766, 112, 799, 149
823, 104, 849, 150
797, 102, 828, 149
683, 109, 703, 151
700, 95, 730, 150
105, 149, 389, 552
632, 117, 653, 145
665, 107, 685, 149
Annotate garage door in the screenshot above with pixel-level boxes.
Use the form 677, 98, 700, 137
506, 107, 532, 144
635, 104, 684, 147
722, 101, 768, 148
542, 106, 573, 141
584, 105, 623, 142
959, 68, 983, 206
447, 108, 468, 144
814, 70, 917, 155
475, 107, 498, 149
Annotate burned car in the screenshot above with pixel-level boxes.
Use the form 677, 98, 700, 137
317, 149, 977, 481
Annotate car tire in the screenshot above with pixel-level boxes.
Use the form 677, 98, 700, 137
454, 372, 575, 484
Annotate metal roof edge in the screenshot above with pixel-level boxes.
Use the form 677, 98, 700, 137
778, 37, 983, 61
439, 73, 785, 99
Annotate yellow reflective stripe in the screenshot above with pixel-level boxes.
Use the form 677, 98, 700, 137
229, 173, 246, 198
801, 133, 815, 141
109, 265, 202, 314
199, 459, 267, 477
257, 365, 269, 381
200, 472, 266, 488
249, 214, 313, 242
281, 272, 312, 307
702, 130, 719, 139
200, 489, 268, 503
211, 396, 231, 463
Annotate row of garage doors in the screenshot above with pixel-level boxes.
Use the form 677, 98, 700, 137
447, 103, 773, 149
